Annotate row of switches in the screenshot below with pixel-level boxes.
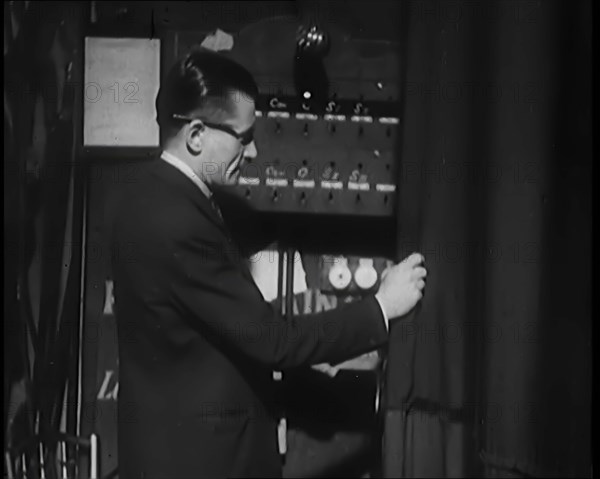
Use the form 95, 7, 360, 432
244, 188, 391, 205
271, 121, 394, 138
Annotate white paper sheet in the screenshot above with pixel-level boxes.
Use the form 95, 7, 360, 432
84, 37, 160, 147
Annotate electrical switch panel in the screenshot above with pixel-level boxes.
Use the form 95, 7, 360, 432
227, 89, 400, 217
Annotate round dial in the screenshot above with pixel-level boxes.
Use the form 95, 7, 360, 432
354, 258, 378, 290
328, 258, 352, 290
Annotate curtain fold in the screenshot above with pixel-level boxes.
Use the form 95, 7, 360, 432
384, 1, 591, 477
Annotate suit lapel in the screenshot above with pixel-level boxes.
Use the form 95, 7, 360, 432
150, 158, 256, 282
151, 159, 229, 235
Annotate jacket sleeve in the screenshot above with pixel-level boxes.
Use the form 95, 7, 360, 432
164, 223, 389, 370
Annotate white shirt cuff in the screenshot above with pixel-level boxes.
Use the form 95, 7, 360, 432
374, 295, 389, 331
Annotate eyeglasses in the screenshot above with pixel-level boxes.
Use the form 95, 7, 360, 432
172, 114, 255, 146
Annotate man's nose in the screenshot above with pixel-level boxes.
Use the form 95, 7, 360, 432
243, 141, 258, 160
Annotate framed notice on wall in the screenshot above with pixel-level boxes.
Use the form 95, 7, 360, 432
83, 37, 160, 147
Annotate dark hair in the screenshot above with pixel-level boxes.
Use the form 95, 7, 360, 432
156, 47, 259, 143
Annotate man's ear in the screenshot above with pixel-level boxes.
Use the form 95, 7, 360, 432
186, 119, 205, 154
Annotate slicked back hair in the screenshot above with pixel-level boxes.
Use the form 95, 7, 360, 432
156, 47, 259, 143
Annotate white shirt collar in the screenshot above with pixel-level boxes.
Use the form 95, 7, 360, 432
160, 150, 212, 199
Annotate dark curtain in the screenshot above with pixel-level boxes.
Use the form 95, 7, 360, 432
384, 1, 592, 477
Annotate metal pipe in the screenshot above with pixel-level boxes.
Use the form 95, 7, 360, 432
285, 248, 295, 321
277, 245, 285, 317
275, 245, 286, 459
75, 173, 88, 442
89, 433, 98, 478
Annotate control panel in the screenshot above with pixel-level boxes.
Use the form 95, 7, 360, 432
229, 94, 400, 217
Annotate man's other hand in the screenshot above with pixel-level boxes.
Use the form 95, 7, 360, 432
375, 252, 427, 320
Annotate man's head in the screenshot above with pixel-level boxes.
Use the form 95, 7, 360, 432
156, 48, 259, 187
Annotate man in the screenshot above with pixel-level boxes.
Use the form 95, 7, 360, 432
111, 48, 426, 478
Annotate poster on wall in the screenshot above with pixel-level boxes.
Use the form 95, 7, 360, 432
83, 37, 160, 147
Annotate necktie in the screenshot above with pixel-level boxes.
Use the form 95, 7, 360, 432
209, 195, 224, 222
209, 197, 253, 280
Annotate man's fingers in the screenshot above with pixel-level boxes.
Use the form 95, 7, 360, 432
403, 252, 425, 268
412, 266, 427, 279
416, 279, 425, 290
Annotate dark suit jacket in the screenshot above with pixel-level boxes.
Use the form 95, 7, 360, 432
111, 157, 389, 478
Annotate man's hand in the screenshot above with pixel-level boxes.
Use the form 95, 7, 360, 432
375, 252, 427, 320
